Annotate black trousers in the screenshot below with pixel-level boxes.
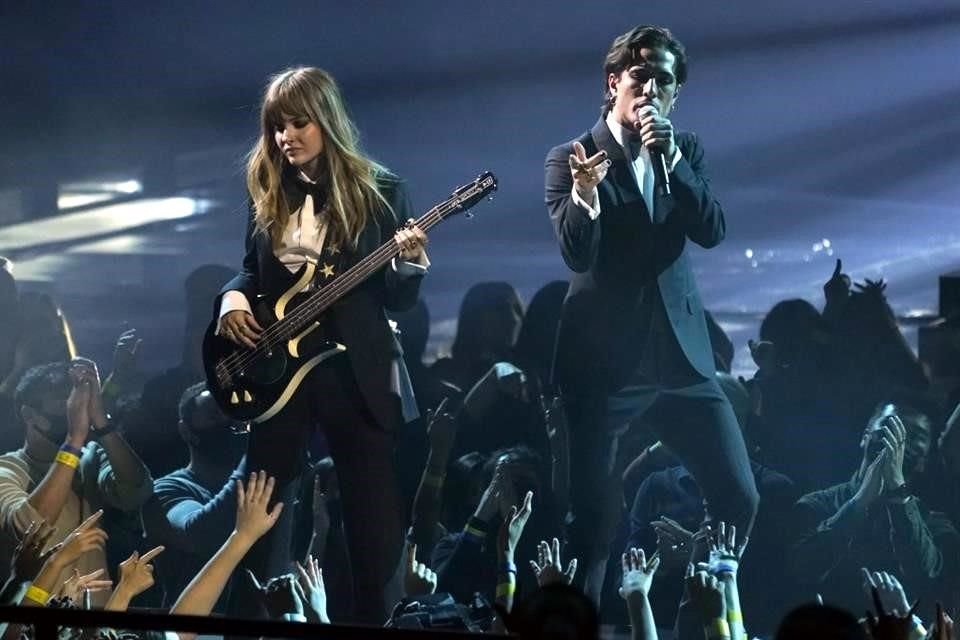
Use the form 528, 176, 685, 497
563, 305, 759, 604
241, 355, 404, 624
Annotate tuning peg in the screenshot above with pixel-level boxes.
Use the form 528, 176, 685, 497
229, 391, 239, 405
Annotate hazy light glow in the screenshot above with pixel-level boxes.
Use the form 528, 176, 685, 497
0, 197, 207, 254
57, 179, 144, 210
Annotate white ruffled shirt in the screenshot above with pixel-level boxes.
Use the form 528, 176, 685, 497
219, 173, 428, 320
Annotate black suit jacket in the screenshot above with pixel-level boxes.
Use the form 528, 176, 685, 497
545, 119, 725, 392
216, 172, 422, 431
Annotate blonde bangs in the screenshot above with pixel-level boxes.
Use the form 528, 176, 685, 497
247, 67, 393, 248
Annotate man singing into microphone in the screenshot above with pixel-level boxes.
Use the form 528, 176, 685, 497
544, 25, 758, 602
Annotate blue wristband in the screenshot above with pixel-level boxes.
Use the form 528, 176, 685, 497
501, 562, 517, 575
59, 443, 83, 456
712, 561, 739, 575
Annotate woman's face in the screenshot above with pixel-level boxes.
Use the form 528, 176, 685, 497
274, 113, 324, 176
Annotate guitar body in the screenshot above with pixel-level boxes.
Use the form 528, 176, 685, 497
202, 171, 497, 425
202, 259, 347, 423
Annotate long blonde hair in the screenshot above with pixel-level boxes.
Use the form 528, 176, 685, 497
246, 67, 390, 248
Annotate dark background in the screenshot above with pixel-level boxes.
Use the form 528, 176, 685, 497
1, 0, 958, 374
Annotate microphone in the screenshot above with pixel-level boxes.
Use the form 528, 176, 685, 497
650, 148, 671, 196
635, 105, 671, 197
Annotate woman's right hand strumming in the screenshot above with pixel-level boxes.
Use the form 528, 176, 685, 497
219, 310, 263, 349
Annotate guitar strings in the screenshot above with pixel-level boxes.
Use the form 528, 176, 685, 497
218, 189, 477, 379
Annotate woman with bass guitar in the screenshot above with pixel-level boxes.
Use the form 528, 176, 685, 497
210, 66, 429, 623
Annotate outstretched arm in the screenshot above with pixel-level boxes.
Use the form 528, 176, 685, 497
170, 472, 283, 634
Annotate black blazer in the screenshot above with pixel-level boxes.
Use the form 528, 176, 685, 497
216, 172, 422, 431
544, 119, 725, 392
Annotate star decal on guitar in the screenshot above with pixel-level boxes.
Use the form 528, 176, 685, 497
321, 263, 336, 278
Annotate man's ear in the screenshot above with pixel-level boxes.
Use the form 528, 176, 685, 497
20, 404, 40, 431
178, 421, 198, 447
607, 72, 619, 100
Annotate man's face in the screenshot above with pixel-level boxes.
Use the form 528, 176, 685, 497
186, 391, 247, 465
25, 392, 70, 444
608, 47, 679, 129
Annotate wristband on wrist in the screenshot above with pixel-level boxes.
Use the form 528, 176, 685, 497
704, 618, 731, 639
25, 584, 50, 605
501, 561, 517, 575
59, 442, 83, 456
463, 516, 489, 543
495, 582, 516, 598
727, 610, 743, 624
712, 561, 739, 576
55, 450, 80, 469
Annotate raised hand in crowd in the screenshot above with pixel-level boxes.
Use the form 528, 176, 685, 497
854, 449, 888, 510
620, 547, 660, 640
235, 471, 284, 543
862, 568, 911, 616
462, 362, 529, 423
542, 394, 570, 515
930, 603, 954, 640
104, 546, 164, 611
0, 519, 57, 605
824, 258, 852, 305
103, 327, 142, 401
170, 471, 283, 625
497, 490, 533, 566
650, 515, 694, 572
294, 555, 330, 624
877, 414, 908, 491
865, 583, 922, 640
620, 547, 660, 602
684, 564, 728, 638
10, 519, 57, 583
409, 398, 459, 550
403, 542, 438, 597
46, 510, 107, 570
21, 510, 107, 606
490, 490, 533, 634
708, 521, 748, 640
306, 467, 332, 565
854, 277, 888, 297
427, 397, 459, 464
65, 366, 95, 449
246, 572, 305, 621
474, 459, 518, 523
58, 568, 113, 605
529, 537, 577, 587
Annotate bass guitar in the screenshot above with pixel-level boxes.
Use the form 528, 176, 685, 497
202, 171, 497, 423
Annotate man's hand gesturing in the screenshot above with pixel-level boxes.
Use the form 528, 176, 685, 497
568, 142, 609, 200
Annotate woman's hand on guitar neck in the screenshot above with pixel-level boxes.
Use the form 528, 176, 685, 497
395, 219, 429, 265
220, 310, 263, 349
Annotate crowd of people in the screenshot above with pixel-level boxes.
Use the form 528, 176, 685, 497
0, 254, 959, 640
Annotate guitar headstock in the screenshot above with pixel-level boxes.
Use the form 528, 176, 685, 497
448, 171, 497, 219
